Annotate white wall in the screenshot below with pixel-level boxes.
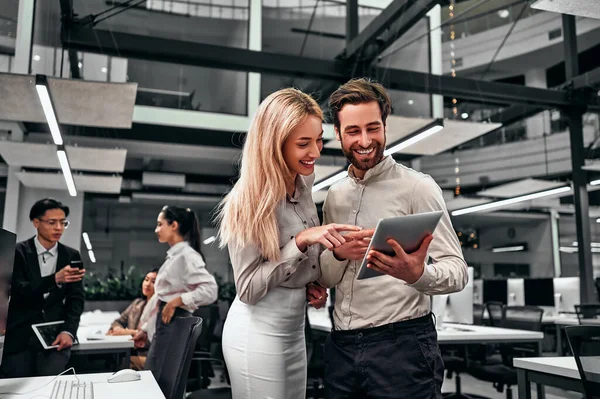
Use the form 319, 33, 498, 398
16, 186, 83, 250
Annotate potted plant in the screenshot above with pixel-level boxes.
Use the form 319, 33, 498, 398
83, 265, 144, 312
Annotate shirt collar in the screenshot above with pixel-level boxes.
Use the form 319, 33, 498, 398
286, 174, 313, 203
34, 236, 58, 257
348, 155, 395, 183
166, 241, 188, 258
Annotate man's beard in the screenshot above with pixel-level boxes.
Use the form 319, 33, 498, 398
341, 140, 385, 172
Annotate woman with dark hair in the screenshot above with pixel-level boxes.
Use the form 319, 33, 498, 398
133, 205, 218, 385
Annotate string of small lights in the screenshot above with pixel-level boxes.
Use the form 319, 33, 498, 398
449, 0, 458, 118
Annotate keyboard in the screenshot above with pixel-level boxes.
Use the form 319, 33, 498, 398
50, 380, 94, 399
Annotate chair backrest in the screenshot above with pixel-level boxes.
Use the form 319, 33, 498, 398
501, 306, 544, 332
485, 301, 504, 326
193, 303, 220, 352
575, 304, 600, 324
159, 316, 203, 399
473, 303, 485, 325
565, 326, 600, 399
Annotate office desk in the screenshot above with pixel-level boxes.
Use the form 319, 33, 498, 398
551, 317, 600, 355
72, 327, 134, 369
0, 370, 164, 398
513, 357, 585, 399
308, 308, 544, 344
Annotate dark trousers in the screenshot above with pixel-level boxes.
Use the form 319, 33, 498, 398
144, 301, 191, 392
0, 335, 71, 378
324, 313, 444, 399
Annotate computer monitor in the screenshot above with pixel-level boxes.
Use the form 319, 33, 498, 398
507, 278, 525, 306
483, 279, 508, 304
0, 228, 16, 366
553, 277, 580, 313
524, 278, 555, 306
445, 267, 474, 324
431, 267, 474, 328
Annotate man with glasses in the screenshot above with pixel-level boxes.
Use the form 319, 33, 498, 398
1, 198, 85, 377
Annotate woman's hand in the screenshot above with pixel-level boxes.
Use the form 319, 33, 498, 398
295, 224, 361, 251
132, 330, 148, 348
162, 297, 184, 324
306, 283, 328, 309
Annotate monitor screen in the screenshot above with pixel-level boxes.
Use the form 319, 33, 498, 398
0, 228, 16, 366
524, 278, 555, 306
483, 279, 508, 304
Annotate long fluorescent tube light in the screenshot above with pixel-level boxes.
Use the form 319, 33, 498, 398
82, 232, 92, 250
591, 179, 600, 186
492, 245, 525, 253
383, 124, 444, 156
203, 236, 216, 245
560, 246, 600, 253
56, 149, 77, 196
312, 170, 348, 193
35, 75, 63, 145
572, 241, 600, 248
451, 186, 571, 216
88, 250, 96, 263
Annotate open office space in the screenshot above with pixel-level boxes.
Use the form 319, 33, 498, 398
1, 0, 600, 398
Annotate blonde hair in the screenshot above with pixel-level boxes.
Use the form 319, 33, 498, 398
216, 88, 323, 261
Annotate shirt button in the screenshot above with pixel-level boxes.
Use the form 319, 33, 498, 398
352, 210, 357, 214
312, 265, 316, 269
303, 221, 307, 225
346, 295, 350, 299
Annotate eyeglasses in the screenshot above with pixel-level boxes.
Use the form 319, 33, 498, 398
37, 219, 70, 228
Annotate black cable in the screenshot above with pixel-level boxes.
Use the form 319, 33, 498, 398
60, 47, 65, 77
299, 0, 321, 57
480, 1, 530, 80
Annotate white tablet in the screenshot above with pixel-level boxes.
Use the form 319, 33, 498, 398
356, 211, 443, 280
32, 320, 66, 349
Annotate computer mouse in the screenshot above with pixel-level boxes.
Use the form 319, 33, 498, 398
107, 369, 142, 383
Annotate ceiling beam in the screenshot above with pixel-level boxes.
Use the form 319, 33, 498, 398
572, 65, 600, 90
344, 0, 440, 62
62, 26, 593, 109
488, 105, 545, 126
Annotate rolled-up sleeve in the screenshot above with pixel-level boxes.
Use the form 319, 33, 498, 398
317, 195, 349, 288
230, 238, 308, 305
180, 253, 219, 310
408, 176, 468, 295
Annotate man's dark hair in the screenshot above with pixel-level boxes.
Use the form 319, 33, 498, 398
329, 77, 393, 131
29, 198, 70, 221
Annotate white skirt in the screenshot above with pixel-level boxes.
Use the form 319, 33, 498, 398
222, 286, 307, 399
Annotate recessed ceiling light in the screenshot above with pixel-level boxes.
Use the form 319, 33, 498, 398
101, 67, 108, 73
497, 9, 510, 18
461, 112, 469, 119
78, 62, 83, 68
408, 99, 414, 105
33, 55, 41, 61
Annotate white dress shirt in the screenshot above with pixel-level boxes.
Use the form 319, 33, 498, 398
154, 241, 218, 312
320, 156, 468, 330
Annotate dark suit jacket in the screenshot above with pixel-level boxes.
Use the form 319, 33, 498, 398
4, 237, 85, 353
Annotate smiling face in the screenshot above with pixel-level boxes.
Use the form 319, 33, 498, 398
282, 114, 324, 178
336, 101, 386, 178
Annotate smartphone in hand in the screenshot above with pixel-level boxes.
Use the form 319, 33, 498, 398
70, 260, 84, 269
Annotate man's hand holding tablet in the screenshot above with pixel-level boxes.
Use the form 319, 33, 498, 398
366, 234, 433, 284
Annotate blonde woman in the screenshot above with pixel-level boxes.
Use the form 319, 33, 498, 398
217, 88, 360, 399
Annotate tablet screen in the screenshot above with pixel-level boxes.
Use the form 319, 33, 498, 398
32, 321, 65, 349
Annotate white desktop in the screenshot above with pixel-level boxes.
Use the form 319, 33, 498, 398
553, 277, 580, 314
507, 278, 525, 306
431, 267, 474, 329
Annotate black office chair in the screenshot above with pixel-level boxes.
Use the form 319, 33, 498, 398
485, 302, 504, 327
187, 303, 222, 391
468, 306, 543, 399
575, 304, 600, 324
565, 326, 600, 399
156, 316, 203, 399
473, 304, 485, 326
